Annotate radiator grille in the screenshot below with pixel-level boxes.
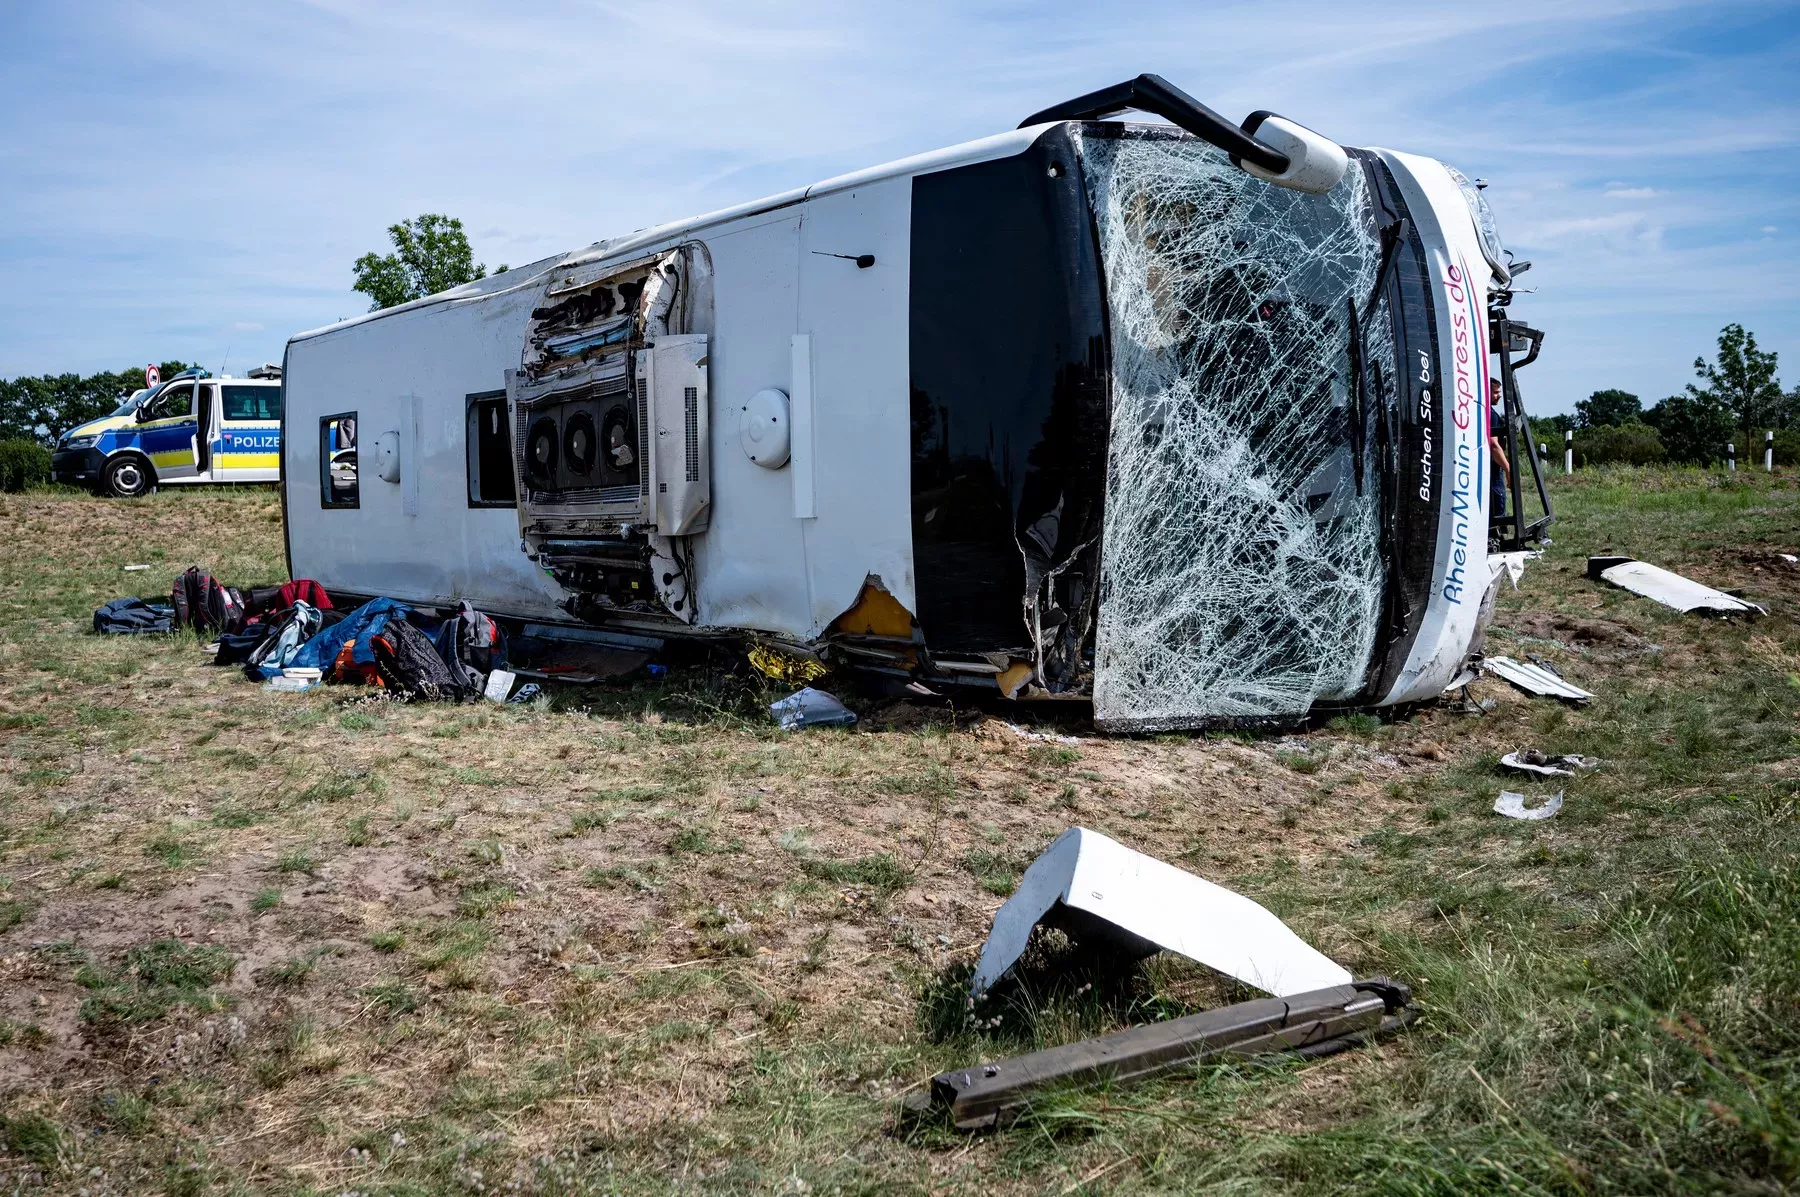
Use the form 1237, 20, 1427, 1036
683, 386, 700, 483
636, 377, 651, 499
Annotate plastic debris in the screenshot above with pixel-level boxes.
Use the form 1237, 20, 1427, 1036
748, 644, 829, 686
507, 682, 542, 704
1482, 656, 1594, 703
122, 563, 150, 572
1501, 750, 1600, 778
971, 827, 1350, 999
1494, 790, 1563, 820
770, 687, 856, 731
482, 669, 517, 703
1587, 556, 1766, 618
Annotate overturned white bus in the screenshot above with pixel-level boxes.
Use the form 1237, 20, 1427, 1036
281, 75, 1551, 730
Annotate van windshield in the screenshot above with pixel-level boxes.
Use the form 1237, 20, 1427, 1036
1081, 127, 1393, 728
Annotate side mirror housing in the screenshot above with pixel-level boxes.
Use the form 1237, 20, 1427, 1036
1238, 114, 1349, 195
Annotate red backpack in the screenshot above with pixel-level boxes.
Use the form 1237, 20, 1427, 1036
171, 567, 246, 635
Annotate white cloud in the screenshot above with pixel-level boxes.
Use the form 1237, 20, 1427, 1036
229, 321, 263, 332
1764, 225, 1780, 234
1603, 186, 1662, 199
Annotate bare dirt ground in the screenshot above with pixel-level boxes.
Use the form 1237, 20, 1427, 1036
1, 475, 1797, 1194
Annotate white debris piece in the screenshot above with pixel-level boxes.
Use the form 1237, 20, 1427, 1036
1494, 790, 1563, 821
1588, 556, 1766, 618
969, 827, 1351, 999
1482, 656, 1595, 703
769, 687, 856, 731
1500, 751, 1600, 778
482, 669, 517, 703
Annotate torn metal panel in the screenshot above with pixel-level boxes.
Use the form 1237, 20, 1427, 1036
922, 980, 1411, 1131
970, 827, 1351, 999
1082, 128, 1388, 729
1494, 790, 1563, 820
1587, 556, 1766, 618
1482, 656, 1594, 703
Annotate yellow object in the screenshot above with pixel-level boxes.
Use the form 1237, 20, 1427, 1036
749, 644, 828, 685
827, 576, 916, 639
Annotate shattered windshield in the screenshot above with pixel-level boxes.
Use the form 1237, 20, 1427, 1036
1083, 128, 1388, 727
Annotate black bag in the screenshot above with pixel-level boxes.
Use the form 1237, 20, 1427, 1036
93, 597, 174, 635
434, 601, 502, 695
371, 618, 462, 700
213, 623, 272, 665
171, 567, 245, 635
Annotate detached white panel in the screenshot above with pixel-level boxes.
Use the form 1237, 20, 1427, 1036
970, 827, 1351, 999
1593, 558, 1766, 618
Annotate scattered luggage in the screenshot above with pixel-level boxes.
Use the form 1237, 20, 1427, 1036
93, 597, 174, 635
435, 601, 502, 695
370, 617, 462, 700
244, 601, 325, 681
170, 567, 246, 635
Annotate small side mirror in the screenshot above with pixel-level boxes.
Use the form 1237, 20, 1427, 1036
134, 404, 151, 423
1239, 115, 1349, 195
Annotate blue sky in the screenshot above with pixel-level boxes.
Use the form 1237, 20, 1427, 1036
2, 0, 1796, 415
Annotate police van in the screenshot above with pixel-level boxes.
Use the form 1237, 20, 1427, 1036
52, 365, 283, 497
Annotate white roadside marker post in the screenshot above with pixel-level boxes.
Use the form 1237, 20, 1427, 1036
1768, 430, 1775, 473
1728, 442, 1736, 472
1564, 429, 1573, 476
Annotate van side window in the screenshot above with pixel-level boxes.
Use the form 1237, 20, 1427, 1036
222, 385, 281, 421
320, 413, 359, 508
143, 383, 194, 422
466, 392, 516, 507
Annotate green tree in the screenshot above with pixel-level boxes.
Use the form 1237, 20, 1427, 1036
1574, 388, 1641, 428
1690, 323, 1783, 432
1645, 393, 1735, 464
1572, 422, 1666, 467
352, 214, 487, 311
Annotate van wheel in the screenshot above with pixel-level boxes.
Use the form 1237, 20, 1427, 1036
105, 456, 153, 498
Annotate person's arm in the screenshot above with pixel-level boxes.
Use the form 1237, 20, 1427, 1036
1489, 435, 1511, 477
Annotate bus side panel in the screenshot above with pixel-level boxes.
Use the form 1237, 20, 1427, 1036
283, 278, 572, 620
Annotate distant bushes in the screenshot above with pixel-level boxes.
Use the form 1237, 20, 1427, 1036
0, 439, 51, 492
1573, 422, 1667, 467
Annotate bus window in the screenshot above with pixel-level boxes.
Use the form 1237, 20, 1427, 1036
320, 413, 358, 508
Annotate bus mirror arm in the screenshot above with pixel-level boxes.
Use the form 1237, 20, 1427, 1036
1019, 74, 1348, 195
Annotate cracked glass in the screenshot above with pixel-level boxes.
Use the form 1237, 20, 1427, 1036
1083, 130, 1389, 727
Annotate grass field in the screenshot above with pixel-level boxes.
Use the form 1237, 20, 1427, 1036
1, 469, 1798, 1194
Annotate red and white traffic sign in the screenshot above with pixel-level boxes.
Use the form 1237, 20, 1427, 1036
146, 365, 161, 388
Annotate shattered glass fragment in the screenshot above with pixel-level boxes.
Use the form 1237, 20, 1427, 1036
1083, 130, 1388, 727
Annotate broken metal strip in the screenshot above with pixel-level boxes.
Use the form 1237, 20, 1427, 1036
925, 981, 1407, 1130
1481, 656, 1594, 702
